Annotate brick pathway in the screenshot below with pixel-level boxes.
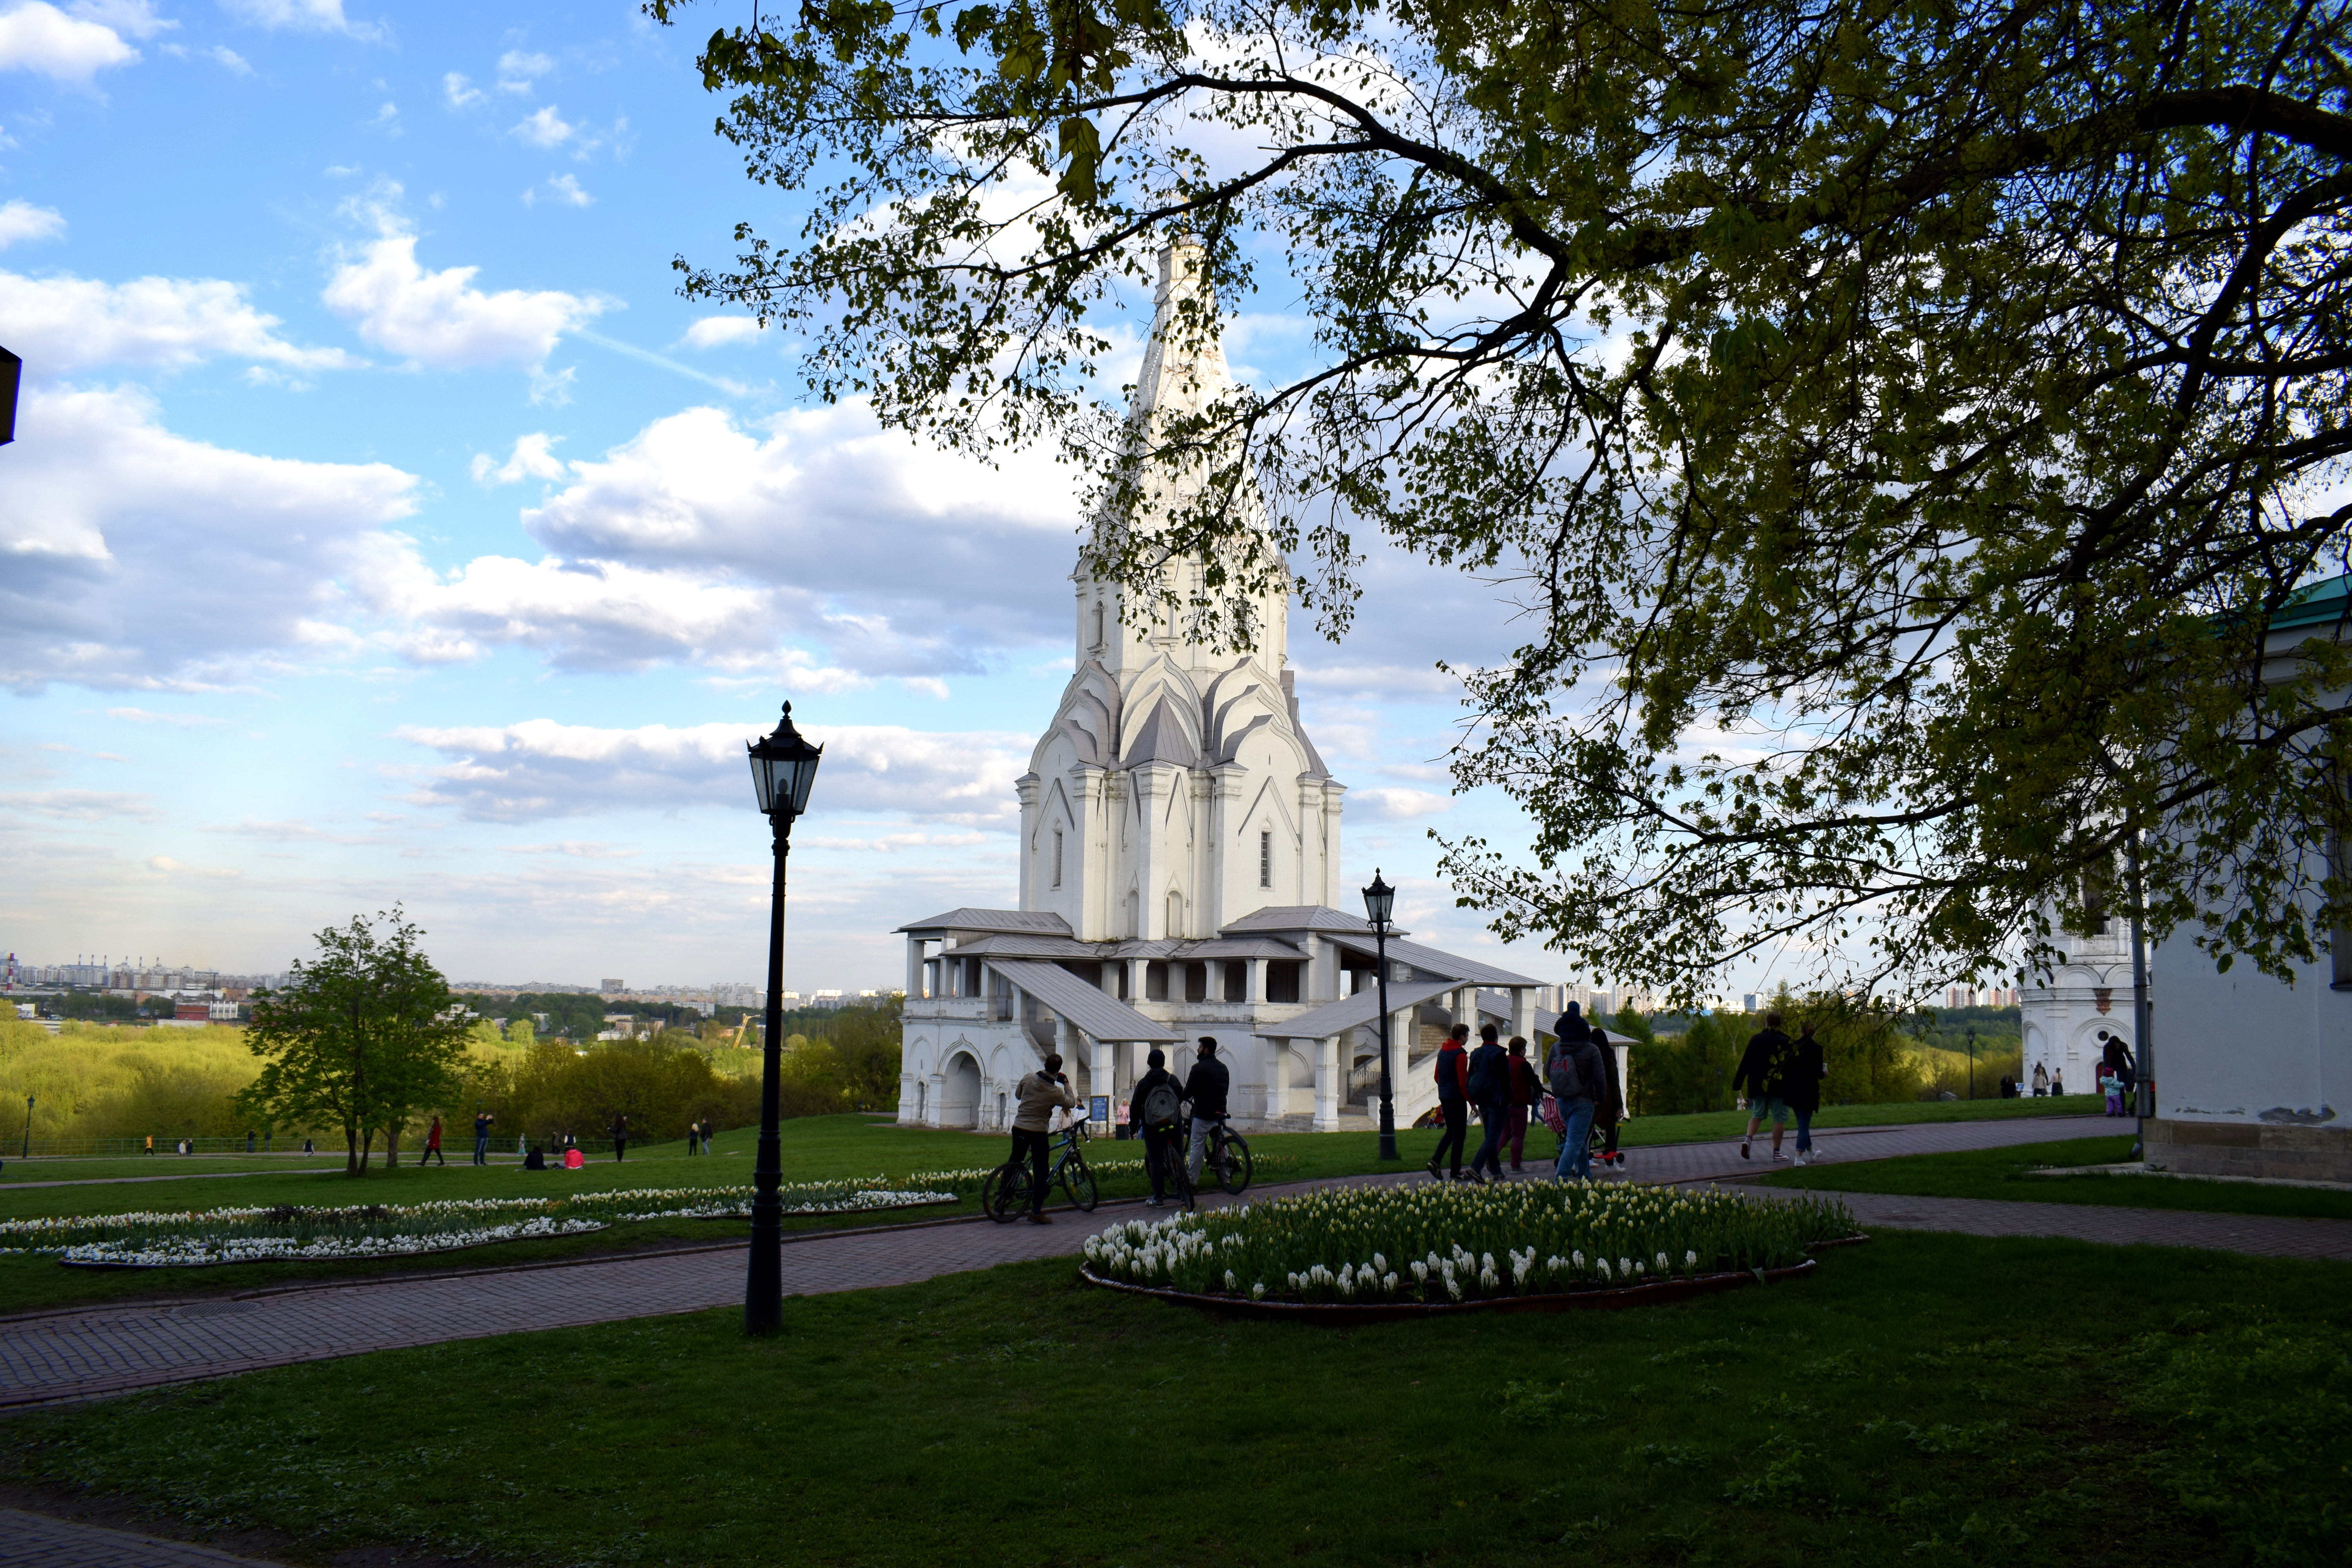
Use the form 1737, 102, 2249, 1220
0, 1506, 289, 1566
1838, 1191, 2352, 1261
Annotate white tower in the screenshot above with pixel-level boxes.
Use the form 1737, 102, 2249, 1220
1015, 239, 1345, 940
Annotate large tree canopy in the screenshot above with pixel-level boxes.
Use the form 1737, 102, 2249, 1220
652, 0, 2352, 998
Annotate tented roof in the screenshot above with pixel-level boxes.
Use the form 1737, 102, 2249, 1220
989, 959, 1182, 1042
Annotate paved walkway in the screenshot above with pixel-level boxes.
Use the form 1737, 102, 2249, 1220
0, 1507, 290, 1567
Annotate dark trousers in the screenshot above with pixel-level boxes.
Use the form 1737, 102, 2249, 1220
1600, 1117, 1621, 1156
423, 1145, 445, 1165
1504, 1105, 1530, 1166
472, 1136, 488, 1166
1470, 1102, 1509, 1177
1141, 1125, 1176, 1199
613, 1139, 626, 1162
1431, 1101, 1469, 1173
1010, 1128, 1051, 1210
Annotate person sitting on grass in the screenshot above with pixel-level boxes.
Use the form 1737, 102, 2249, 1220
563, 1144, 586, 1170
1733, 1012, 1798, 1161
523, 1143, 547, 1171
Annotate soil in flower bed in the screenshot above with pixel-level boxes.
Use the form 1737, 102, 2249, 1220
6, 1230, 2345, 1568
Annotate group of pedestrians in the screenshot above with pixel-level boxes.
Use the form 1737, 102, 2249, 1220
1729, 1011, 1829, 1165
1424, 1006, 1626, 1183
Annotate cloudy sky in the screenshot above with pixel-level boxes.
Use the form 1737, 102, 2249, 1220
0, 0, 1608, 992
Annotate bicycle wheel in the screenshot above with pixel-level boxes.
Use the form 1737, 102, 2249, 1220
1060, 1157, 1100, 1212
980, 1164, 1022, 1223
1212, 1130, 1253, 1194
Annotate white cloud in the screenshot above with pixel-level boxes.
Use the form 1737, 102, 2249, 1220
321, 192, 611, 368
0, 1, 140, 83
219, 0, 382, 39
0, 268, 357, 374
1352, 786, 1454, 821
496, 47, 549, 78
441, 69, 481, 107
104, 706, 228, 726
511, 103, 575, 148
0, 788, 160, 820
394, 718, 1033, 824
203, 42, 248, 71
681, 315, 760, 350
470, 431, 565, 486
522, 172, 590, 208
370, 100, 397, 132
0, 200, 64, 247
0, 385, 418, 693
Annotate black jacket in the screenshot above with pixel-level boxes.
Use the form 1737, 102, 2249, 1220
1733, 1029, 1791, 1099
1129, 1066, 1182, 1131
1548, 1037, 1604, 1103
1465, 1041, 1510, 1105
1183, 1057, 1230, 1119
1768, 1034, 1826, 1114
1593, 1034, 1624, 1121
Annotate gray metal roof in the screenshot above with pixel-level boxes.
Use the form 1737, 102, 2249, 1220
1328, 934, 1543, 987
989, 959, 1182, 1042
896, 908, 1074, 937
946, 934, 1305, 962
1219, 905, 1392, 936
1250, 978, 1459, 1041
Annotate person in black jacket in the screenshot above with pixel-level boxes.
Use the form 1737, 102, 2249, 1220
1592, 1025, 1626, 1169
1775, 1020, 1829, 1165
1127, 1047, 1184, 1206
1732, 1014, 1796, 1161
1547, 1020, 1605, 1180
1464, 1024, 1511, 1182
1182, 1037, 1230, 1185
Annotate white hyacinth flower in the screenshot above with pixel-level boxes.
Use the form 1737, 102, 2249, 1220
1225, 1269, 1238, 1291
1384, 1272, 1399, 1292
1252, 1282, 1266, 1300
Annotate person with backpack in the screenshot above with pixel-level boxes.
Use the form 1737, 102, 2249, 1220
1591, 1025, 1626, 1169
1775, 1019, 1829, 1165
1732, 1012, 1797, 1160
1548, 1016, 1605, 1180
1425, 1024, 1472, 1180
1128, 1047, 1184, 1206
1504, 1036, 1542, 1172
1010, 1053, 1079, 1224
1181, 1037, 1231, 1185
1465, 1024, 1512, 1182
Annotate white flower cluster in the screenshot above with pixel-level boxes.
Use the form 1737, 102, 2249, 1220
1076, 1179, 1854, 1307
62, 1216, 609, 1268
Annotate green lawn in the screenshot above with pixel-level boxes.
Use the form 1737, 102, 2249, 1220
1760, 1135, 2352, 1222
6, 1231, 2345, 1567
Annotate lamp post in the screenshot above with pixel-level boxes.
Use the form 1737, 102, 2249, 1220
1966, 1025, 1977, 1101
1363, 871, 1398, 1162
20, 1094, 30, 1160
743, 701, 823, 1337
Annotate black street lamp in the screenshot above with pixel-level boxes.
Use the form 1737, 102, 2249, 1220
1363, 871, 1398, 1162
20, 1094, 31, 1160
743, 701, 823, 1337
1966, 1025, 1977, 1101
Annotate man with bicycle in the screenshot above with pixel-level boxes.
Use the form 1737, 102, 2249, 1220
1009, 1052, 1078, 1225
1182, 1036, 1231, 1187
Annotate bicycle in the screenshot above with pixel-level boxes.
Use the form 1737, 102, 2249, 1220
1187, 1113, 1253, 1196
982, 1112, 1100, 1221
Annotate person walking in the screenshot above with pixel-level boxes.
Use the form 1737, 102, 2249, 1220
472, 1109, 494, 1166
1009, 1053, 1077, 1224
422, 1115, 446, 1166
1732, 1012, 1797, 1160
2031, 1061, 2050, 1097
1504, 1036, 1541, 1172
1778, 1020, 1828, 1165
144, 1134, 154, 1157
1182, 1038, 1231, 1185
1127, 1046, 1184, 1206
1465, 1024, 1512, 1182
245, 1129, 256, 1154
686, 1118, 700, 1155
1548, 1016, 1605, 1180
1592, 1025, 1625, 1169
701, 1118, 714, 1155
1426, 1024, 1472, 1180
610, 1112, 629, 1161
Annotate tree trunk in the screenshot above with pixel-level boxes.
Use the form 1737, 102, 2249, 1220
345, 1123, 361, 1176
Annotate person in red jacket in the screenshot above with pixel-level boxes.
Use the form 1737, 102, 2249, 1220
1425, 1024, 1472, 1181
421, 1116, 446, 1167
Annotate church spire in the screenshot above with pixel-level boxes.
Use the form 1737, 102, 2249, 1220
1129, 235, 1234, 428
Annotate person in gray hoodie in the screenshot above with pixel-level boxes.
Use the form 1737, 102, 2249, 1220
1548, 1017, 1605, 1180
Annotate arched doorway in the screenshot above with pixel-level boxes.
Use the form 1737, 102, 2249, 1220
941, 1052, 982, 1129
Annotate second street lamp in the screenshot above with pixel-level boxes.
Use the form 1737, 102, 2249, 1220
1363, 871, 1398, 1162
744, 701, 823, 1338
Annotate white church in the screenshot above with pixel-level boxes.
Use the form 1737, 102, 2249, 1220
895, 241, 1554, 1134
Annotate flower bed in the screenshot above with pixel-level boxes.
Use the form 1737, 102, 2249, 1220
5, 1181, 956, 1268
894, 1151, 1298, 1196
1080, 1181, 1858, 1309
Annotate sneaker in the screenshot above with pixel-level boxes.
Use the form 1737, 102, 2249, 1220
1772, 1149, 1788, 1161
1025, 1212, 1053, 1225
1740, 1141, 1751, 1159
1791, 1151, 1809, 1167
1426, 1161, 1442, 1179
1145, 1197, 1163, 1208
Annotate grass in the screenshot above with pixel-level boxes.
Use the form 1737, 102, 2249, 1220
1759, 1135, 2352, 1222
0, 1101, 2105, 1318
5, 1231, 2347, 1567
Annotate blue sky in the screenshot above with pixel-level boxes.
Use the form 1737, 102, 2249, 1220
0, 0, 1636, 993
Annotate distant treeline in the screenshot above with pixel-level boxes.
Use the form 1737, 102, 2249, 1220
1619, 997, 2027, 1114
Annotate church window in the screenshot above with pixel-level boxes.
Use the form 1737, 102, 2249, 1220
1093, 602, 1105, 648
1222, 963, 1245, 1002
2082, 858, 2112, 936
1052, 830, 1064, 888
1167, 890, 1184, 938
1146, 962, 1170, 1000
1259, 829, 1272, 888
1183, 961, 1208, 1003
1267, 961, 1302, 1004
